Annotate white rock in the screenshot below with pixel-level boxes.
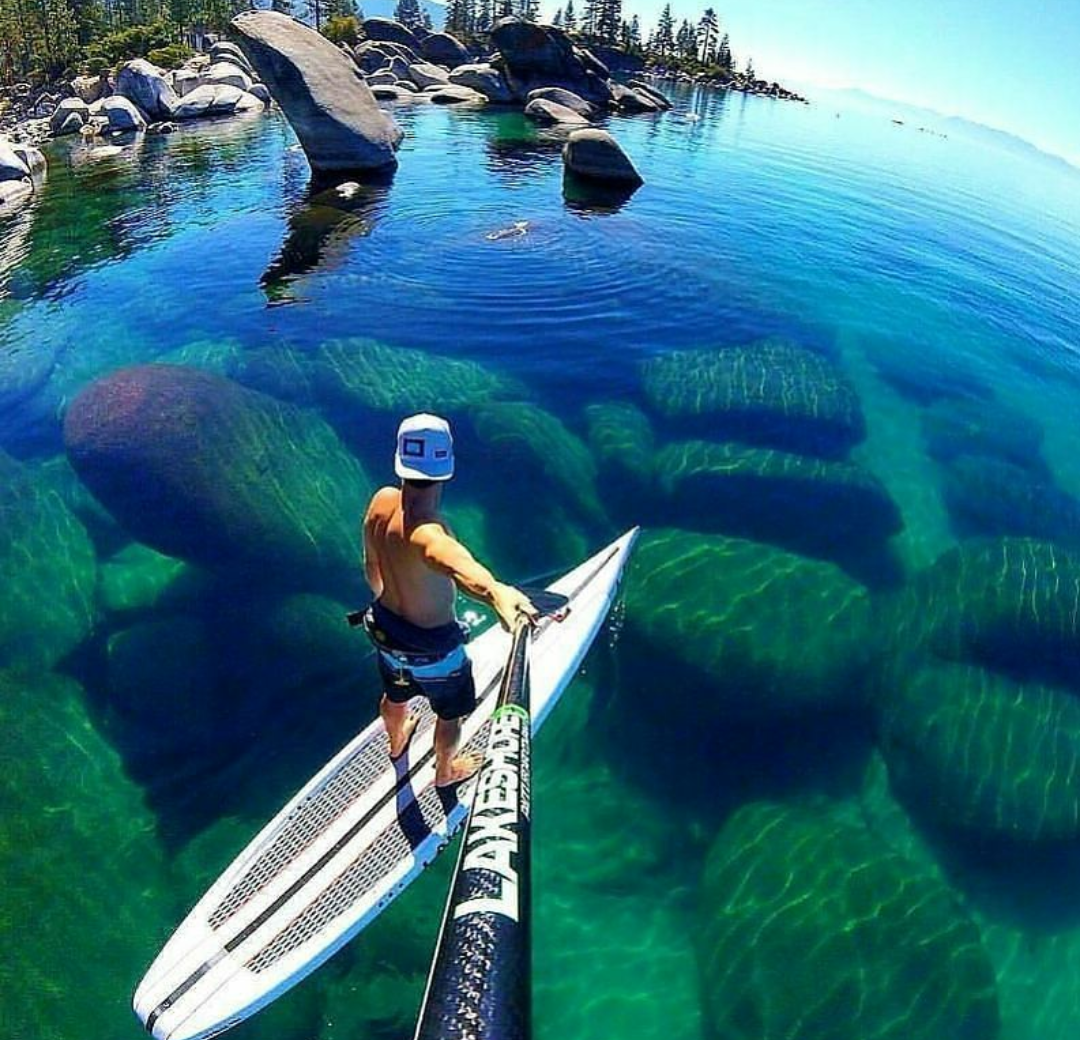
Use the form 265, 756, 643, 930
102, 96, 148, 131
204, 61, 253, 92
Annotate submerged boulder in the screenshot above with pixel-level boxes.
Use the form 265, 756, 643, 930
622, 529, 874, 720
700, 801, 1000, 1040
641, 340, 866, 458
470, 401, 606, 528
922, 395, 1045, 472
116, 58, 178, 120
881, 662, 1080, 843
562, 128, 642, 184
940, 453, 1080, 546
902, 538, 1080, 690
0, 672, 174, 1040
654, 440, 902, 581
585, 401, 656, 513
63, 365, 370, 596
232, 10, 402, 175
238, 337, 519, 419
0, 451, 96, 670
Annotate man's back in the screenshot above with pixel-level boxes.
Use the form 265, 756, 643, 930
364, 486, 456, 628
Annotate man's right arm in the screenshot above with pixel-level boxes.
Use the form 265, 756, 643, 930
413, 524, 539, 630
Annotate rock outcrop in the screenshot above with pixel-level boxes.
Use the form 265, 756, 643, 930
490, 16, 612, 103
101, 95, 147, 131
525, 97, 588, 126
232, 10, 402, 176
420, 32, 470, 68
562, 127, 643, 185
362, 16, 421, 49
116, 58, 178, 120
448, 63, 513, 103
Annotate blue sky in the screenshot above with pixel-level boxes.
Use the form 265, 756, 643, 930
539, 0, 1080, 164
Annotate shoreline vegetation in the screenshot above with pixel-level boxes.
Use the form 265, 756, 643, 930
0, 1, 804, 138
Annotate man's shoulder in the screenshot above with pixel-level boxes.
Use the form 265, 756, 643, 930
367, 485, 401, 516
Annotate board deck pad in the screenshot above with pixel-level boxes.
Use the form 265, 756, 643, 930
134, 529, 638, 1040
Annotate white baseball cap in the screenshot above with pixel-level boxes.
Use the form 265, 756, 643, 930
395, 414, 455, 481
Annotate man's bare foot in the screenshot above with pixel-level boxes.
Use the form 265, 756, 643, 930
388, 712, 419, 760
435, 750, 484, 787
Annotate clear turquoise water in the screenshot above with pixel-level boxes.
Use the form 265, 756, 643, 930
3, 87, 1080, 1040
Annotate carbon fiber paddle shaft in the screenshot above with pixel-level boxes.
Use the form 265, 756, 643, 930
414, 625, 532, 1040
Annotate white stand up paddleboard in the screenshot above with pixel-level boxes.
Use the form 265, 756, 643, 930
134, 528, 639, 1040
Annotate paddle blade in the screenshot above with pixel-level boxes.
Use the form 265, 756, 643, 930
520, 587, 570, 619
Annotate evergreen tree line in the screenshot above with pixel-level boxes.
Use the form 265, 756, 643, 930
0, 0, 752, 94
0, 0, 362, 83
547, 3, 742, 72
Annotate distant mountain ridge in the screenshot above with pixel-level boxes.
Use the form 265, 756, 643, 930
805, 85, 1078, 176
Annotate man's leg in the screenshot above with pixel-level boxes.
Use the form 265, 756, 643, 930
381, 693, 418, 759
434, 716, 483, 787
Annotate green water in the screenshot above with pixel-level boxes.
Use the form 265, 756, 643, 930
3, 87, 1080, 1040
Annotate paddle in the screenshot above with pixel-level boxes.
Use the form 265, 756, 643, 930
412, 599, 551, 1040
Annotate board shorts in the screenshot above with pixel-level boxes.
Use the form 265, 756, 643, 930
364, 600, 476, 721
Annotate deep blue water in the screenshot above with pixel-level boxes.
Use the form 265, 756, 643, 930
3, 84, 1080, 1040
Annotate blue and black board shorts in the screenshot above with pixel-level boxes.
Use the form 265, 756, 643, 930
366, 600, 477, 721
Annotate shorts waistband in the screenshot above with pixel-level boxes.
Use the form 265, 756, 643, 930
368, 600, 467, 659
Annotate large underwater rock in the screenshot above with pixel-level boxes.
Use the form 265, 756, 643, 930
641, 340, 866, 458
906, 538, 1080, 690
940, 453, 1080, 546
700, 800, 1000, 1040
99, 541, 189, 617
0, 671, 173, 1040
654, 440, 902, 582
922, 395, 1046, 472
881, 662, 1080, 844
470, 401, 607, 528
622, 529, 874, 720
238, 337, 519, 416
232, 10, 402, 175
63, 365, 370, 597
0, 451, 96, 670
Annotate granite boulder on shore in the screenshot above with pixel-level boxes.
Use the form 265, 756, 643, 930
232, 10, 402, 176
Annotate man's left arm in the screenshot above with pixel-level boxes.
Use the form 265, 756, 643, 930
362, 512, 383, 597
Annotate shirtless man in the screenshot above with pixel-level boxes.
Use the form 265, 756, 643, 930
362, 414, 538, 786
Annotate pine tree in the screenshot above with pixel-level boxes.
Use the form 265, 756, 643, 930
562, 0, 575, 29
595, 0, 619, 43
421, 7, 431, 27
581, 0, 598, 37
551, 5, 561, 26
476, 0, 491, 30
653, 2, 673, 56
628, 12, 640, 51
393, 0, 423, 29
716, 32, 731, 69
745, 56, 755, 79
521, 0, 538, 20
697, 7, 717, 64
